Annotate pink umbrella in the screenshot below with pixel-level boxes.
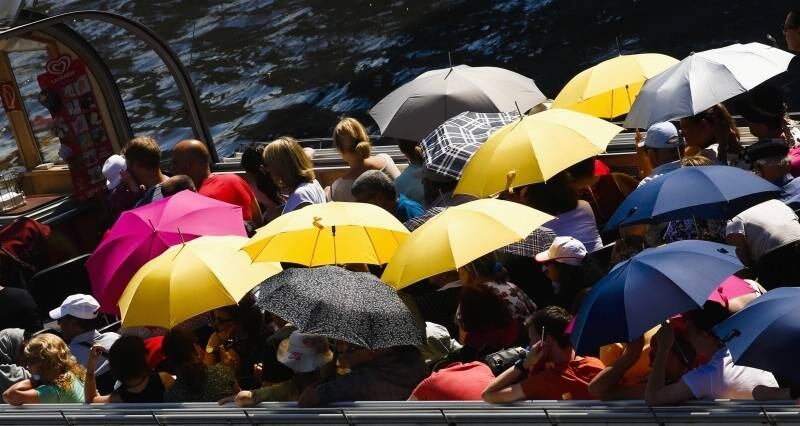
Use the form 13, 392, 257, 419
87, 190, 247, 313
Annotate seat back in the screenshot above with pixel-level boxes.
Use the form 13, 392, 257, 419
27, 253, 92, 318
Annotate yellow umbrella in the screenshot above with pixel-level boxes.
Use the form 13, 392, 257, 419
242, 202, 409, 266
118, 236, 281, 328
552, 53, 678, 119
454, 108, 624, 198
381, 199, 553, 290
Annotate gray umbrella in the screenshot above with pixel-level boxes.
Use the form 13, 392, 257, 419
369, 65, 546, 142
256, 266, 423, 349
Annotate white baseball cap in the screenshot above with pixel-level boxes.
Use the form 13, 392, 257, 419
49, 294, 100, 320
276, 332, 333, 373
534, 236, 587, 266
641, 122, 680, 149
102, 154, 127, 190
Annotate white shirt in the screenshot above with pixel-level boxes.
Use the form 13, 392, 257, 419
726, 199, 800, 261
69, 330, 120, 376
681, 347, 777, 400
283, 180, 326, 214
543, 200, 604, 252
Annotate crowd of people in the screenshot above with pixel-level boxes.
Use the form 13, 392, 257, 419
1, 7, 800, 409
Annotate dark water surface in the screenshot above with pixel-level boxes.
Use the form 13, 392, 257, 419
16, 0, 798, 161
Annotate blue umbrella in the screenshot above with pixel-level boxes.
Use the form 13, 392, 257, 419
571, 240, 743, 354
604, 166, 780, 231
714, 287, 800, 382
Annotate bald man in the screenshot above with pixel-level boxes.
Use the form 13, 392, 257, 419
172, 140, 262, 226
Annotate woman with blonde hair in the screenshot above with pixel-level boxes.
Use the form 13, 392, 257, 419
2, 333, 85, 404
262, 136, 325, 214
327, 117, 401, 201
680, 103, 742, 165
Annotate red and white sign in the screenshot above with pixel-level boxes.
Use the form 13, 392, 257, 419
0, 81, 21, 111
38, 55, 112, 200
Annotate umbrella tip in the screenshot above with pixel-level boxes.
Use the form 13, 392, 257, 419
505, 170, 517, 193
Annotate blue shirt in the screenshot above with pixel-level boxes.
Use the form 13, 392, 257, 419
395, 194, 425, 223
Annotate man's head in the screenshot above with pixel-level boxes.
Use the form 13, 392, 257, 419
421, 168, 457, 208
641, 122, 681, 168
49, 294, 100, 343
785, 9, 800, 52
171, 139, 211, 188
746, 140, 791, 182
684, 301, 730, 357
161, 174, 197, 197
109, 335, 149, 384
123, 136, 161, 184
525, 306, 573, 361
735, 85, 786, 138
351, 170, 397, 212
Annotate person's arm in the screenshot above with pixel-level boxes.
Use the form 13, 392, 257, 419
84, 345, 107, 404
481, 366, 527, 403
645, 325, 694, 405
588, 338, 644, 400
2, 379, 40, 405
249, 197, 264, 228
753, 385, 792, 401
218, 390, 256, 407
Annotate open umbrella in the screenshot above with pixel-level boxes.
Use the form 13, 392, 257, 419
118, 236, 281, 328
454, 108, 624, 198
382, 199, 553, 290
403, 206, 557, 257
242, 202, 409, 266
369, 65, 546, 142
552, 53, 678, 119
625, 43, 794, 129
714, 287, 800, 382
87, 191, 247, 313
603, 165, 780, 231
256, 266, 423, 349
421, 111, 519, 180
570, 240, 743, 354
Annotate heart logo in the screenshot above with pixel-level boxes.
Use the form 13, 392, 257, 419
0, 84, 15, 110
46, 56, 71, 75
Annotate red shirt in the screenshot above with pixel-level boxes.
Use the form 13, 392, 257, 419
520, 356, 604, 400
198, 174, 256, 221
412, 362, 495, 400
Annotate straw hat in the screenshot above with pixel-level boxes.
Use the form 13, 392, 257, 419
276, 332, 333, 373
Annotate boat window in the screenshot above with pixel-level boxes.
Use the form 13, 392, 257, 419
8, 49, 63, 166
0, 107, 20, 176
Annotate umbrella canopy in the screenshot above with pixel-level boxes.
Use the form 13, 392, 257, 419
604, 166, 780, 231
714, 287, 800, 382
87, 191, 247, 313
421, 111, 519, 180
403, 206, 557, 257
242, 202, 409, 266
552, 53, 678, 119
625, 43, 794, 129
118, 236, 281, 328
454, 108, 624, 198
570, 240, 743, 354
382, 199, 554, 289
369, 65, 546, 142
256, 266, 423, 349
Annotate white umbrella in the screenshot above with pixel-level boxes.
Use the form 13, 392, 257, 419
369, 65, 547, 142
624, 43, 795, 129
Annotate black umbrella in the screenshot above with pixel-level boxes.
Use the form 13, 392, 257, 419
256, 266, 423, 349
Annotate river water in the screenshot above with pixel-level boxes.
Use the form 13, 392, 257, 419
0, 0, 793, 173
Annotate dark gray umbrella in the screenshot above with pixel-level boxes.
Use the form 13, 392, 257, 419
256, 266, 423, 349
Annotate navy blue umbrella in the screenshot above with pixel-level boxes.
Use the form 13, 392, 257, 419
604, 166, 780, 231
714, 287, 800, 382
571, 240, 743, 354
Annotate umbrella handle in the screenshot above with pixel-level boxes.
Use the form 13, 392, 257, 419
506, 170, 517, 193
720, 329, 741, 343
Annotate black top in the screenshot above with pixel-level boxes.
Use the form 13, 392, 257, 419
0, 287, 42, 333
117, 372, 165, 403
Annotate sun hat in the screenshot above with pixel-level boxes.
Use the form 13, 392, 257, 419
49, 294, 101, 320
102, 154, 127, 190
534, 236, 588, 266
276, 332, 333, 373
640, 122, 680, 149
